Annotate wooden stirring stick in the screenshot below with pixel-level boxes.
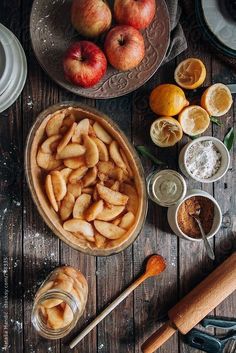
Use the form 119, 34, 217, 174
70, 255, 166, 349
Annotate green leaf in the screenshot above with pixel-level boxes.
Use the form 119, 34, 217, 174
189, 135, 200, 140
223, 127, 235, 151
136, 145, 166, 166
210, 116, 223, 127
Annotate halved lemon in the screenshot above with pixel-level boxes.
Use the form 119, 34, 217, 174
174, 58, 206, 90
201, 83, 233, 117
178, 105, 210, 136
150, 117, 183, 147
149, 84, 189, 116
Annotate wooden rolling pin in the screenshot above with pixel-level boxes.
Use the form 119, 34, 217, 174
142, 252, 236, 353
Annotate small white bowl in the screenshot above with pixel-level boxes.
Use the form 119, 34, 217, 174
167, 189, 222, 242
179, 136, 230, 183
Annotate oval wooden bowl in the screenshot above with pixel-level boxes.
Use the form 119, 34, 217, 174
25, 102, 148, 256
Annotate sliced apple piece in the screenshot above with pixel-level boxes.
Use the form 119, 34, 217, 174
37, 150, 62, 170
67, 182, 82, 198
62, 114, 75, 128
36, 280, 54, 299
97, 161, 114, 174
72, 118, 90, 143
84, 200, 104, 222
96, 204, 124, 221
63, 219, 94, 239
73, 194, 91, 219
94, 220, 126, 240
97, 162, 124, 181
91, 137, 109, 161
41, 135, 62, 154
56, 143, 86, 159
45, 174, 58, 212
95, 232, 107, 248
120, 183, 138, 214
83, 135, 99, 167
110, 181, 120, 191
62, 304, 73, 326
97, 184, 128, 206
120, 149, 133, 178
82, 166, 98, 187
119, 212, 135, 229
60, 168, 72, 183
57, 122, 77, 154
51, 171, 67, 201
46, 111, 65, 137
69, 166, 88, 184
63, 156, 86, 169
112, 218, 121, 226
46, 306, 65, 329
109, 141, 127, 170
93, 122, 112, 144
82, 187, 94, 195
60, 192, 75, 221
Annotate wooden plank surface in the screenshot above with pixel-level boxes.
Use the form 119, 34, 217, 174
0, 1, 236, 353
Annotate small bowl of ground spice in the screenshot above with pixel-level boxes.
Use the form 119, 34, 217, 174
167, 190, 222, 241
179, 136, 230, 183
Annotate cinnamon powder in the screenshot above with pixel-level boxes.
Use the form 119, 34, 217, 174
177, 196, 214, 238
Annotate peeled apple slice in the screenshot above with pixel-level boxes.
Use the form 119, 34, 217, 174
178, 105, 210, 136
150, 117, 183, 147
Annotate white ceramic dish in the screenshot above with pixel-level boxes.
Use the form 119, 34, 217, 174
167, 189, 222, 242
201, 0, 236, 52
179, 136, 230, 183
0, 24, 27, 113
0, 24, 14, 96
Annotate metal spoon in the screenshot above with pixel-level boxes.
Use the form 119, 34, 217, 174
190, 208, 215, 260
70, 255, 166, 349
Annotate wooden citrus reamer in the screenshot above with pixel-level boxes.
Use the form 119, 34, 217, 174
142, 252, 236, 353
70, 255, 166, 349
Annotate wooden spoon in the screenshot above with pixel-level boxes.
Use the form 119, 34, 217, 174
69, 255, 166, 349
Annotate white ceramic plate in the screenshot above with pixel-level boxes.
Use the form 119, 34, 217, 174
201, 0, 236, 51
0, 24, 15, 96
0, 24, 27, 113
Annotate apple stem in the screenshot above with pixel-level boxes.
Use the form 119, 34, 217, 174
119, 35, 125, 46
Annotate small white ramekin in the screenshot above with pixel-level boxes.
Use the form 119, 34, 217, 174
179, 136, 230, 183
167, 189, 222, 241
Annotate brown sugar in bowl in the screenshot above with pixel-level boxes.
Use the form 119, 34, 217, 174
25, 102, 148, 256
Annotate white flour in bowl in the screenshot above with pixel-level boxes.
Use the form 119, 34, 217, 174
186, 140, 221, 179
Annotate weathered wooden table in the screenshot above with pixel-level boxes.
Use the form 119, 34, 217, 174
0, 1, 236, 353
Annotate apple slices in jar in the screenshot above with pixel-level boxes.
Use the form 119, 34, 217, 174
35, 107, 140, 251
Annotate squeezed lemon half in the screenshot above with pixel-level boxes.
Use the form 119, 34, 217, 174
174, 58, 206, 90
201, 83, 233, 117
150, 117, 183, 147
178, 105, 210, 136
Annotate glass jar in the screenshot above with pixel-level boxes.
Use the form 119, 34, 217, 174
31, 266, 88, 339
147, 169, 187, 207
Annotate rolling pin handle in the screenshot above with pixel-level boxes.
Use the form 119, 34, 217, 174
141, 321, 177, 353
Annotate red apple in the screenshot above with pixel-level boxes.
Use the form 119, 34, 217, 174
104, 25, 145, 71
71, 0, 112, 38
63, 41, 107, 88
114, 0, 156, 30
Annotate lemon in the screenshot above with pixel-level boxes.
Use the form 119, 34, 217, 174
201, 83, 233, 117
150, 117, 183, 147
149, 84, 189, 116
178, 105, 210, 136
174, 58, 206, 90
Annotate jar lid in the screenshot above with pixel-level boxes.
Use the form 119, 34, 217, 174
149, 169, 187, 207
